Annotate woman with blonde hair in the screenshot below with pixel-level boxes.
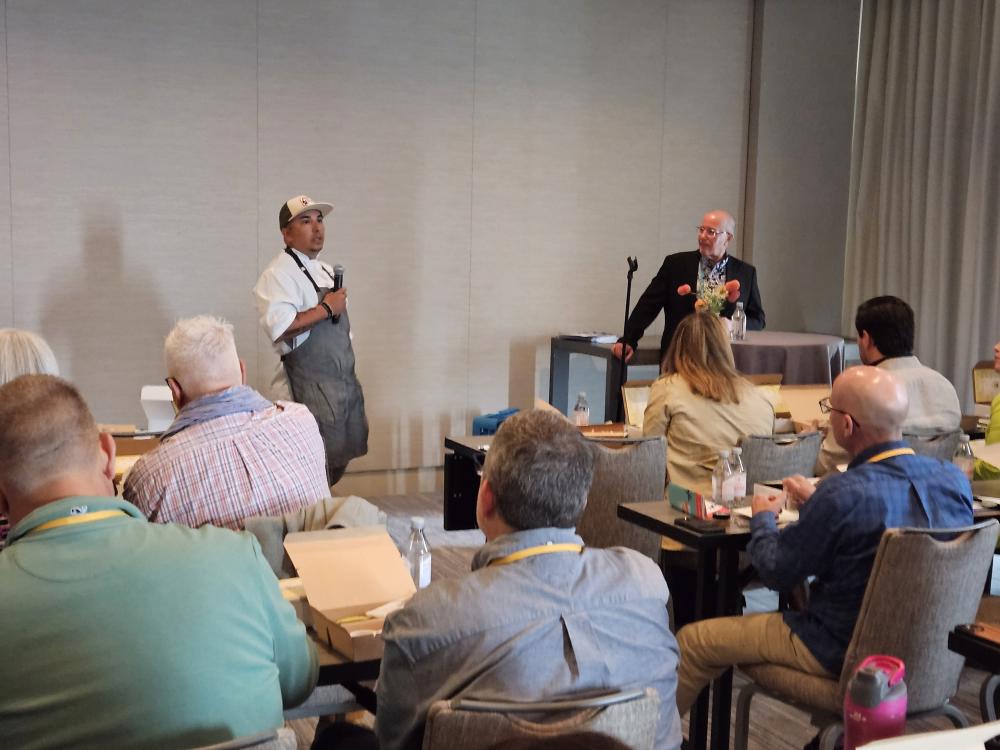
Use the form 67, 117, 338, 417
0, 329, 59, 386
643, 310, 774, 496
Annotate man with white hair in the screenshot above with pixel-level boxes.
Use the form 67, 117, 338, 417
123, 315, 329, 529
0, 375, 317, 746
673, 366, 973, 722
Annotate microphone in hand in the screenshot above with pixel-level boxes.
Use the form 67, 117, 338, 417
331, 264, 345, 323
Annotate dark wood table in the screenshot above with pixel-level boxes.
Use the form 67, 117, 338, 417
313, 634, 380, 713
618, 501, 751, 750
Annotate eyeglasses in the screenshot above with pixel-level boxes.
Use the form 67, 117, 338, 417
818, 397, 860, 426
697, 226, 729, 238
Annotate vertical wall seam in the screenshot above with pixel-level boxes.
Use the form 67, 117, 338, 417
255, 0, 262, 385
740, 0, 764, 263
465, 0, 478, 418
655, 2, 668, 263
5, 0, 13, 325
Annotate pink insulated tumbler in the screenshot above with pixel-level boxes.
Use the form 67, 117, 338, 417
843, 655, 907, 750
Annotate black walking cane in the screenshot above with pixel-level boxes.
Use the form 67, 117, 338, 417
617, 257, 639, 422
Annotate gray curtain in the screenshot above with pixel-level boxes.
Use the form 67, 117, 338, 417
843, 0, 1000, 409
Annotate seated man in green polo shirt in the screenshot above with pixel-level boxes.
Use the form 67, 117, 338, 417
0, 374, 318, 749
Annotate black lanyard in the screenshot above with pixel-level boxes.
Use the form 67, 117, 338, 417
284, 247, 333, 295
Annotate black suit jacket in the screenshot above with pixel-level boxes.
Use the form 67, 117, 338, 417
621, 250, 765, 360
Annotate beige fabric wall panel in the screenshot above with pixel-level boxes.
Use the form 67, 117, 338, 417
745, 0, 859, 334
469, 0, 670, 413
0, 0, 11, 329
6, 0, 258, 424
658, 0, 751, 264
258, 0, 476, 471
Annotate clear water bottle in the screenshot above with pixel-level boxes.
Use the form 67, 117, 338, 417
953, 434, 975, 483
712, 450, 733, 506
404, 516, 432, 589
731, 302, 747, 341
728, 447, 747, 499
573, 392, 590, 426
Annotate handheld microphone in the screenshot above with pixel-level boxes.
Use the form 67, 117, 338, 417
331, 264, 345, 323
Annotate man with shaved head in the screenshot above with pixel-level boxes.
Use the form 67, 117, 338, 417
673, 366, 972, 720
614, 209, 765, 362
0, 375, 317, 747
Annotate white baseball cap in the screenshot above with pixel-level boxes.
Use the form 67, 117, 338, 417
279, 194, 333, 229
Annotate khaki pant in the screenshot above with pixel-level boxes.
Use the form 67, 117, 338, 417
675, 612, 832, 715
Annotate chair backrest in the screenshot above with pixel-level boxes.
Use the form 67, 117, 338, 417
839, 520, 1000, 712
903, 429, 963, 462
421, 688, 659, 750
192, 728, 297, 750
575, 438, 665, 565
738, 432, 822, 488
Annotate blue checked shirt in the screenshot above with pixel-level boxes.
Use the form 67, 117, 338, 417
748, 440, 974, 674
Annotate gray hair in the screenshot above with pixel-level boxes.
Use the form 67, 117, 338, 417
0, 329, 59, 386
164, 315, 242, 399
0, 375, 97, 496
483, 410, 595, 530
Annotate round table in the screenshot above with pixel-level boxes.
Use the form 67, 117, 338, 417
731, 330, 845, 385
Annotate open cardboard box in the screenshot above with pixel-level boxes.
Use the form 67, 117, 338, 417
284, 527, 415, 661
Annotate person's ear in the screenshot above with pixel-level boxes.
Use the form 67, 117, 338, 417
98, 432, 117, 483
166, 377, 184, 408
239, 358, 247, 386
476, 478, 497, 529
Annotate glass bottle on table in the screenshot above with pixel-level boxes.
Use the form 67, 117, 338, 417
731, 302, 747, 341
728, 446, 747, 500
573, 392, 590, 426
953, 434, 975, 484
712, 450, 733, 506
404, 516, 432, 589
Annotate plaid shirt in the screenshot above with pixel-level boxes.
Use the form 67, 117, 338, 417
123, 401, 329, 530
748, 440, 974, 674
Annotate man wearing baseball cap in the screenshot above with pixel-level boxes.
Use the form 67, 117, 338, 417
253, 195, 368, 486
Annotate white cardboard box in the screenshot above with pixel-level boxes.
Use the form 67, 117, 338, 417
284, 527, 415, 661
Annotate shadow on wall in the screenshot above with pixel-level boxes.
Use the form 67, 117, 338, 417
41, 201, 171, 425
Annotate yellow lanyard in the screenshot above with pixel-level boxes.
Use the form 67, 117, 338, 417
30, 510, 127, 535
865, 447, 915, 465
488, 543, 584, 567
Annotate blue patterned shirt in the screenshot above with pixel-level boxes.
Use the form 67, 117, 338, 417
748, 440, 974, 674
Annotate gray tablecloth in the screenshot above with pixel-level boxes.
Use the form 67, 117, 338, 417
732, 330, 845, 385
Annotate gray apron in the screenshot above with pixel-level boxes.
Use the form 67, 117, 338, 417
281, 248, 369, 484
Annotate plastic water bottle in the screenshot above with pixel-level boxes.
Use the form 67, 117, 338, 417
953, 434, 975, 483
404, 516, 432, 589
573, 392, 590, 426
843, 655, 907, 750
731, 302, 747, 341
712, 450, 733, 506
728, 447, 747, 499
